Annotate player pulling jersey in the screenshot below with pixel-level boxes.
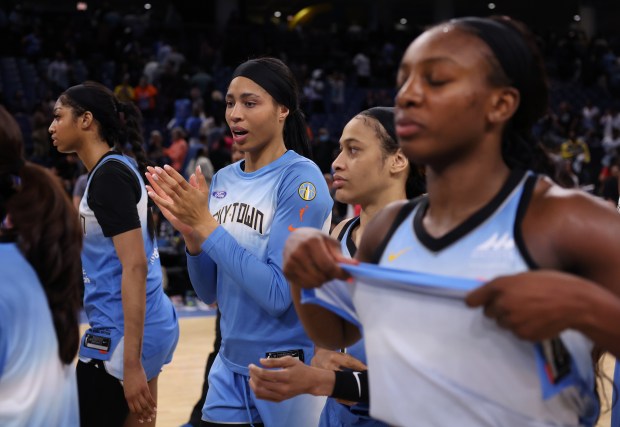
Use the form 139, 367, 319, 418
359, 170, 597, 426
306, 170, 598, 427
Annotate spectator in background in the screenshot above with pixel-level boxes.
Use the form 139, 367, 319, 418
561, 130, 591, 179
184, 143, 214, 188
601, 156, 620, 207
164, 127, 189, 172
308, 69, 326, 116
189, 67, 213, 100
328, 71, 346, 114
21, 26, 42, 58
47, 52, 70, 94
134, 76, 158, 120
162, 45, 186, 75
353, 51, 371, 87
555, 101, 576, 136
146, 130, 169, 167
142, 55, 160, 85
600, 107, 617, 140
208, 90, 226, 126
602, 127, 620, 165
185, 106, 207, 147
114, 73, 135, 103
30, 106, 51, 162
189, 85, 205, 113
581, 99, 600, 131
313, 127, 338, 174
158, 60, 187, 121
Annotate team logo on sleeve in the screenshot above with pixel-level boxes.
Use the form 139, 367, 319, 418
298, 182, 317, 201
288, 205, 309, 232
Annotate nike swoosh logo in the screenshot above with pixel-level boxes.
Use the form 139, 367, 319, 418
387, 247, 412, 262
288, 224, 297, 232
352, 371, 362, 399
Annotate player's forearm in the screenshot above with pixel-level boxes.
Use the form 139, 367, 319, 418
291, 283, 360, 349
187, 249, 218, 304
203, 227, 292, 316
121, 264, 147, 366
571, 282, 620, 358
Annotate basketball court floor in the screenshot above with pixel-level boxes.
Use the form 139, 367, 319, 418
81, 310, 615, 427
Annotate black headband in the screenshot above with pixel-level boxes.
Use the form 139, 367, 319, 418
64, 84, 117, 121
231, 60, 295, 110
452, 17, 533, 95
361, 107, 397, 144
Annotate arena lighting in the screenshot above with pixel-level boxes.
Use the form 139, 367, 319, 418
76, 2, 87, 11
274, 11, 282, 18
288, 3, 332, 30
144, 3, 152, 10
573, 14, 581, 22
488, 3, 496, 10
400, 18, 407, 25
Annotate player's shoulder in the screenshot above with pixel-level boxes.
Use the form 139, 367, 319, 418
529, 176, 618, 224
357, 197, 426, 263
330, 216, 358, 240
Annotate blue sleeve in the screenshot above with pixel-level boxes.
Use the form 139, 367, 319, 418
186, 249, 218, 304
202, 162, 332, 317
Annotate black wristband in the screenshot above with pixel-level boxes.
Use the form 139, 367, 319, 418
330, 370, 369, 403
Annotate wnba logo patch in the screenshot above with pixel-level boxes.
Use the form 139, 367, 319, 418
298, 182, 317, 201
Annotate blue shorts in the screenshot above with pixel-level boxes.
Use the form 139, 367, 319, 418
319, 398, 388, 427
203, 354, 326, 427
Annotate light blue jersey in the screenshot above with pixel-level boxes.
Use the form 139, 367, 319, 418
187, 150, 332, 425
0, 243, 79, 427
350, 170, 597, 427
188, 150, 332, 374
79, 154, 178, 380
317, 217, 388, 427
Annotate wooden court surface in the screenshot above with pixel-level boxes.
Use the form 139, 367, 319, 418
81, 316, 217, 427
82, 316, 616, 427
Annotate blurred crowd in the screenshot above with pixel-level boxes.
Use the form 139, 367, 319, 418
0, 2, 620, 212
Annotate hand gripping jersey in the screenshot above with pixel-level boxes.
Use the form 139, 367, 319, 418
312, 217, 389, 427
187, 150, 333, 375
79, 154, 178, 380
350, 170, 597, 427
0, 243, 79, 427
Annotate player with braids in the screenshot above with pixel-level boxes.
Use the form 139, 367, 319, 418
0, 105, 81, 426
49, 81, 179, 427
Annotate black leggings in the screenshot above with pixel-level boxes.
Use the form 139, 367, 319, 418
77, 360, 129, 427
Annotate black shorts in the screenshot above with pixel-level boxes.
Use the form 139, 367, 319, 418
77, 360, 129, 427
